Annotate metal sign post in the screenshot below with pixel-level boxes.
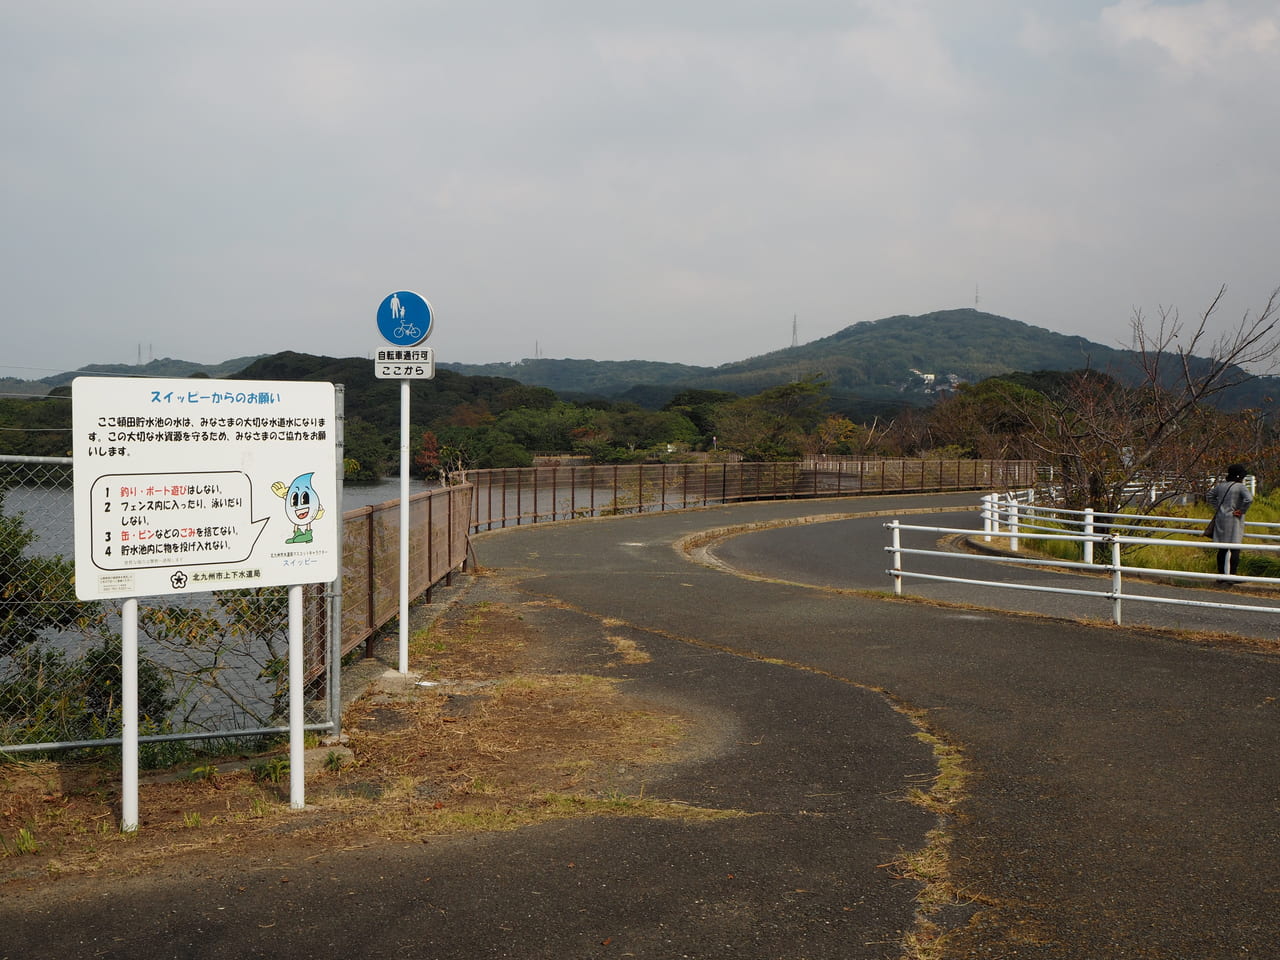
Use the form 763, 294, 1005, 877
374, 290, 435, 675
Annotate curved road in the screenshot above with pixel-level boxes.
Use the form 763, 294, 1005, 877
466, 494, 1280, 958
2, 493, 1276, 959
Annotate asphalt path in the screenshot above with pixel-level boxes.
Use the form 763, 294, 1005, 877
712, 502, 1280, 641
463, 494, 1280, 957
3, 492, 1277, 959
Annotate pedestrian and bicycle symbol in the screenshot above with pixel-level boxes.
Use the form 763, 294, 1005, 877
377, 291, 433, 346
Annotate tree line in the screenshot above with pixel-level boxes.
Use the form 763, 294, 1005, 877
5, 287, 1280, 514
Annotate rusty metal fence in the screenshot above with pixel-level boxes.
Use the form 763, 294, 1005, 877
1, 455, 471, 759
468, 458, 1037, 531
340, 486, 472, 659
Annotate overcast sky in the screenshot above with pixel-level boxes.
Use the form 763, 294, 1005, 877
3, 0, 1278, 378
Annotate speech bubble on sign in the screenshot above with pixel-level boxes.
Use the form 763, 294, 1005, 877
88, 472, 271, 571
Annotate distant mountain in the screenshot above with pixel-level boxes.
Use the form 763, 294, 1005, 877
40, 355, 268, 388
435, 357, 710, 397
441, 309, 1124, 396
440, 308, 1276, 411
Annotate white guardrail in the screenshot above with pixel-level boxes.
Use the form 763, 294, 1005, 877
884, 491, 1280, 626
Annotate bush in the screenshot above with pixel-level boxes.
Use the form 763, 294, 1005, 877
0, 639, 176, 748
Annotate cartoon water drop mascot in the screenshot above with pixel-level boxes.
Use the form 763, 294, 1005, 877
271, 472, 325, 544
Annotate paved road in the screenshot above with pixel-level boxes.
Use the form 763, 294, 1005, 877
465, 494, 1280, 957
711, 499, 1280, 640
3, 493, 1278, 959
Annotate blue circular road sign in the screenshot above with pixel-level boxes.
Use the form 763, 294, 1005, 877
377, 291, 433, 346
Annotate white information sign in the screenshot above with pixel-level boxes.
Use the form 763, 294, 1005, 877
72, 377, 339, 600
374, 346, 435, 380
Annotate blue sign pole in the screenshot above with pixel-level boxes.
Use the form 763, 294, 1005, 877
377, 290, 434, 675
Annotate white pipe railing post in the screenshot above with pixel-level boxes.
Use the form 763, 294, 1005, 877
1083, 508, 1094, 565
1111, 537, 1123, 625
890, 521, 903, 595
1009, 500, 1020, 553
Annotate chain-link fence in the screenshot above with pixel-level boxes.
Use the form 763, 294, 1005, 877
1, 455, 334, 761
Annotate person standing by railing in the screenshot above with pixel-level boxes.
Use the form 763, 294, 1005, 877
1207, 464, 1253, 585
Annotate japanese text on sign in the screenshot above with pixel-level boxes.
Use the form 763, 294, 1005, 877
73, 376, 339, 600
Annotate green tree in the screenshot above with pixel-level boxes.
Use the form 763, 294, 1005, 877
712, 378, 829, 460
494, 402, 596, 453
343, 416, 390, 481
663, 389, 738, 447
494, 384, 558, 413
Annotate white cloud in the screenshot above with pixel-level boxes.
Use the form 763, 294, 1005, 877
1099, 0, 1280, 71
1, 1, 1279, 374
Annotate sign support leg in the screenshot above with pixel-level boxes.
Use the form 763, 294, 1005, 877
121, 598, 139, 832
289, 583, 306, 809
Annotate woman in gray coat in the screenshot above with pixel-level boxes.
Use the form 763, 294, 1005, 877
1207, 464, 1253, 583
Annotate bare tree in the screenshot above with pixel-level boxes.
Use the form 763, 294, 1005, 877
1127, 284, 1280, 468
1027, 286, 1280, 512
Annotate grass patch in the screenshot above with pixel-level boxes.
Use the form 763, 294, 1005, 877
888, 716, 982, 960
0, 599, 714, 881
607, 636, 652, 664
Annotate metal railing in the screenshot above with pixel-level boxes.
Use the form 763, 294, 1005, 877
341, 485, 471, 659
469, 459, 1037, 532
885, 493, 1280, 626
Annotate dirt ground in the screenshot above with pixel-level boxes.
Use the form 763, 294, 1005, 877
0, 582, 713, 888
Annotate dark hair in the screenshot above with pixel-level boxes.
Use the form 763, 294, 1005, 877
1225, 463, 1248, 482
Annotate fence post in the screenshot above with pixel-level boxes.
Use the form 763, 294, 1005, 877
1111, 537, 1123, 625
1008, 499, 1020, 553
289, 583, 306, 809
329, 384, 346, 734
1083, 508, 1095, 565
889, 521, 903, 595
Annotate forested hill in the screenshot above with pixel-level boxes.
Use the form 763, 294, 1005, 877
441, 309, 1132, 398
439, 308, 1275, 410
42, 355, 268, 388
232, 352, 545, 435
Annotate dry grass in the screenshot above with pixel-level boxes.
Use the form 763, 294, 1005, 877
0, 599, 734, 885
887, 716, 986, 960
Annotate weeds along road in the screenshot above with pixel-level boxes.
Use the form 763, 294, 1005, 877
471, 492, 1280, 959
